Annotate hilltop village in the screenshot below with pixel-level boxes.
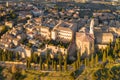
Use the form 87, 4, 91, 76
0, 1, 119, 59
0, 0, 120, 80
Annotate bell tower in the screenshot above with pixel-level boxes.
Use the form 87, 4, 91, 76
89, 18, 94, 34
6, 1, 9, 7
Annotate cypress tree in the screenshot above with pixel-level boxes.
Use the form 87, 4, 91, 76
26, 59, 28, 69
77, 49, 81, 68
46, 59, 50, 70
2, 53, 6, 61
84, 58, 87, 67
46, 49, 50, 61
76, 60, 79, 69
11, 51, 13, 61
90, 54, 94, 67
16, 52, 19, 61
64, 55, 67, 71
73, 61, 77, 71
42, 63, 45, 70
58, 53, 62, 71
39, 55, 42, 70
28, 59, 31, 69
52, 59, 54, 70
31, 53, 34, 62
46, 50, 50, 70
101, 48, 104, 54
95, 54, 98, 65
102, 51, 107, 62
86, 58, 89, 67
113, 49, 117, 58
26, 58, 31, 69
106, 46, 110, 56
54, 61, 57, 71
114, 43, 118, 51
34, 54, 38, 63
7, 52, 11, 61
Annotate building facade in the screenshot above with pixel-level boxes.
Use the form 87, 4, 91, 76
76, 19, 95, 56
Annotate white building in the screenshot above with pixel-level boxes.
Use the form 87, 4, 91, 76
51, 20, 77, 42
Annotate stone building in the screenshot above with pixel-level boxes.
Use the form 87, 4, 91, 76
51, 20, 77, 42
95, 33, 114, 44
76, 19, 95, 56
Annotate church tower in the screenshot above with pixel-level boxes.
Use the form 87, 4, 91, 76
89, 18, 94, 34
6, 1, 9, 7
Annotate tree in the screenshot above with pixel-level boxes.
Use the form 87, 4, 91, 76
84, 58, 87, 67
46, 50, 50, 70
26, 58, 31, 69
54, 61, 57, 71
73, 61, 77, 71
86, 58, 89, 67
16, 52, 19, 61
42, 63, 45, 70
102, 51, 107, 62
107, 56, 114, 63
2, 52, 6, 61
46, 59, 50, 70
35, 54, 38, 63
106, 46, 110, 56
90, 54, 94, 67
39, 55, 42, 70
95, 54, 98, 65
7, 52, 11, 61
58, 53, 62, 71
64, 55, 68, 71
77, 49, 81, 68
52, 59, 54, 70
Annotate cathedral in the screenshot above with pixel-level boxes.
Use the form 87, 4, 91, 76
76, 19, 95, 56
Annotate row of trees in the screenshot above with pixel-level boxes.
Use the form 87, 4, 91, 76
26, 50, 68, 71
73, 50, 99, 71
0, 49, 20, 61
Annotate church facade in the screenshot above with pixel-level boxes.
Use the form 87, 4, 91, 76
76, 19, 95, 56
